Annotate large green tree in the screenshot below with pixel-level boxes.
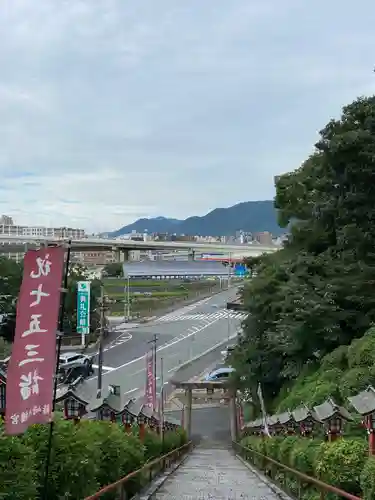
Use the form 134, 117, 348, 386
233, 95, 375, 405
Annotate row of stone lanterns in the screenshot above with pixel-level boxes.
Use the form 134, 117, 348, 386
54, 383, 180, 438
243, 397, 353, 442
243, 388, 375, 455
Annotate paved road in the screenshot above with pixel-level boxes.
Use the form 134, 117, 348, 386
85, 287, 245, 398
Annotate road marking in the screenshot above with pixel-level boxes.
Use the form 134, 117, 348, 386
153, 297, 213, 323
166, 334, 238, 374
154, 310, 248, 323
92, 364, 115, 371
111, 333, 132, 347
86, 312, 227, 381
124, 387, 139, 395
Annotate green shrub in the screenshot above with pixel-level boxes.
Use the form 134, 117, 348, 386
339, 367, 374, 399
0, 430, 38, 499
290, 439, 320, 476
82, 421, 144, 490
143, 429, 163, 461
241, 436, 266, 468
162, 430, 183, 454
360, 456, 375, 500
315, 438, 367, 495
348, 330, 375, 369
321, 345, 348, 371
264, 436, 284, 460
278, 436, 299, 465
23, 419, 101, 499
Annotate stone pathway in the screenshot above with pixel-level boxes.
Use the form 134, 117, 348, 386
151, 447, 291, 499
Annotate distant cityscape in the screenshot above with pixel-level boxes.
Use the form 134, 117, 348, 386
0, 215, 285, 266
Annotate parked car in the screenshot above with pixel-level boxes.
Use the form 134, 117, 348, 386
58, 352, 94, 384
204, 367, 235, 381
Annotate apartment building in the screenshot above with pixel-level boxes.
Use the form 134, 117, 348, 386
0, 215, 87, 263
0, 222, 85, 240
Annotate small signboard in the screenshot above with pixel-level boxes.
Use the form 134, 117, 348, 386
77, 281, 90, 335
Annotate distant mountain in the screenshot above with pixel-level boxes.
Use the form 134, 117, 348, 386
109, 200, 282, 238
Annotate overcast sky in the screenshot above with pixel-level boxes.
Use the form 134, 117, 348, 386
0, 1, 374, 232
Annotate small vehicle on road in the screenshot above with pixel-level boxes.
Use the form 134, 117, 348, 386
204, 367, 235, 381
58, 352, 94, 384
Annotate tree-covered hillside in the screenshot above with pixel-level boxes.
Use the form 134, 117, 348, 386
109, 200, 282, 237
232, 95, 375, 409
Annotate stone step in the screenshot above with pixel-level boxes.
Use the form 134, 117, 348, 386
151, 447, 292, 499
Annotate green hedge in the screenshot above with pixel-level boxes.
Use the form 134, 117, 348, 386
241, 435, 368, 498
0, 418, 187, 499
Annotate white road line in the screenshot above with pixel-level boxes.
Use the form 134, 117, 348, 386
124, 387, 139, 395
92, 364, 115, 371
167, 332, 239, 374
86, 312, 228, 380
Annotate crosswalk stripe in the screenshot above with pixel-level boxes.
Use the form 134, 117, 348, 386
155, 310, 248, 323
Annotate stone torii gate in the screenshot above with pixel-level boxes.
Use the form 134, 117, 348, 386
170, 379, 238, 442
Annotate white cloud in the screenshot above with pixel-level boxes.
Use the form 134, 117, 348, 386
0, 0, 374, 232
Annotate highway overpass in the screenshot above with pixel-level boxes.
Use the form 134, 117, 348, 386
0, 234, 279, 258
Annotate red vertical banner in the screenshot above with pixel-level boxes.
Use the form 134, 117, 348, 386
5, 247, 65, 435
145, 350, 155, 409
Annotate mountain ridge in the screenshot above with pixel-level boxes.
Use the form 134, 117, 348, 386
108, 200, 282, 237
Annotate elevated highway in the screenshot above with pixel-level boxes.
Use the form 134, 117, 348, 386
0, 234, 279, 258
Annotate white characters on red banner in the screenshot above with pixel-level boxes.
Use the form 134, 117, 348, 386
19, 370, 43, 400
30, 254, 52, 279
6, 247, 64, 435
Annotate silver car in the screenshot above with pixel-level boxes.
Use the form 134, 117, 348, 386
59, 352, 94, 373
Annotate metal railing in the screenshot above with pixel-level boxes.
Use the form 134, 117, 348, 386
233, 441, 362, 500
84, 441, 192, 500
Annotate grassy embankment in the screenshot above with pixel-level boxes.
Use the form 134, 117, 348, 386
103, 278, 221, 317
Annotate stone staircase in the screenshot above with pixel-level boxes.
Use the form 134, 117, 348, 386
151, 446, 291, 499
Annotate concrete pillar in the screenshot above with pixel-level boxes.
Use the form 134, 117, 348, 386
114, 249, 128, 263
184, 388, 193, 438
229, 390, 238, 443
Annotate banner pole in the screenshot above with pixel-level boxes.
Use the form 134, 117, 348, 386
41, 240, 72, 500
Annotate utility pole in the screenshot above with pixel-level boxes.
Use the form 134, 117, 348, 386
97, 285, 106, 399
160, 357, 165, 445
227, 252, 232, 341
148, 334, 158, 410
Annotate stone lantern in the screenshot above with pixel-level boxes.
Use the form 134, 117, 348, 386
292, 405, 321, 436
268, 415, 283, 436
278, 410, 297, 435
55, 389, 88, 422
348, 386, 375, 455
163, 416, 179, 433
117, 399, 136, 433
89, 384, 123, 422
140, 404, 155, 428
314, 397, 353, 441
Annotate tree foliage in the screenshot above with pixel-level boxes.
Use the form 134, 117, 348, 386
232, 95, 375, 405
103, 262, 123, 277
0, 257, 102, 343
0, 417, 187, 499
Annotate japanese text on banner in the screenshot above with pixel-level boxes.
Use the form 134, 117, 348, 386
5, 247, 65, 435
